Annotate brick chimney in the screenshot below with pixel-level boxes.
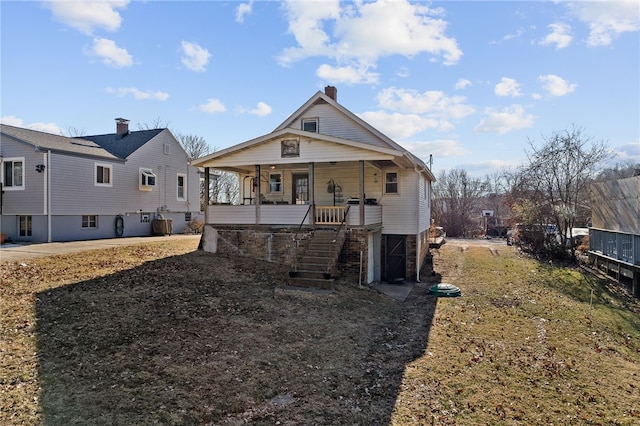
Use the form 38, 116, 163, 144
115, 117, 130, 138
324, 86, 337, 101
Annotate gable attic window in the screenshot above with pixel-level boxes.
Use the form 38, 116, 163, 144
2, 157, 25, 190
140, 168, 156, 191
302, 118, 318, 133
95, 163, 112, 187
163, 143, 170, 155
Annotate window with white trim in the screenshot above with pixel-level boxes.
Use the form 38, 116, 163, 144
19, 215, 32, 236
177, 173, 186, 200
2, 157, 25, 190
385, 171, 398, 194
82, 215, 98, 228
269, 173, 282, 193
140, 168, 156, 191
302, 118, 318, 133
95, 163, 112, 187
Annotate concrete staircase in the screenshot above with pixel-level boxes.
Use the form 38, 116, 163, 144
288, 229, 346, 290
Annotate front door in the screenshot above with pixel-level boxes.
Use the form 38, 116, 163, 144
292, 174, 309, 205
385, 235, 406, 283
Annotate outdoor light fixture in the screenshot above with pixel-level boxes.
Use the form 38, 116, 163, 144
35, 164, 46, 173
270, 165, 276, 170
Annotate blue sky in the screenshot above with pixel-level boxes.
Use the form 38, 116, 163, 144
2, 0, 639, 177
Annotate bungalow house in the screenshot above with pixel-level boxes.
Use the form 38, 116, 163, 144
192, 87, 435, 287
0, 119, 201, 243
589, 174, 640, 297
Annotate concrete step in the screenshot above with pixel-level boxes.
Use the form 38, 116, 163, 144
293, 270, 331, 280
296, 263, 327, 272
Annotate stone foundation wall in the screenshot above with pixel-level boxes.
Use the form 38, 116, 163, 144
336, 228, 370, 282
202, 225, 313, 267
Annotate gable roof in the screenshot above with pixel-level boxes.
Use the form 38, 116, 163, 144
193, 89, 435, 181
275, 90, 430, 169
81, 129, 164, 158
0, 124, 119, 160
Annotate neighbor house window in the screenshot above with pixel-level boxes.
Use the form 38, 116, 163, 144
269, 173, 282, 193
177, 173, 186, 200
82, 215, 98, 228
163, 143, 170, 155
19, 215, 32, 236
2, 157, 25, 190
385, 172, 398, 194
95, 163, 112, 187
302, 118, 318, 133
140, 212, 151, 223
140, 168, 156, 191
185, 212, 192, 222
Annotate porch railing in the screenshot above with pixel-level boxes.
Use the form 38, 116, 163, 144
315, 206, 347, 225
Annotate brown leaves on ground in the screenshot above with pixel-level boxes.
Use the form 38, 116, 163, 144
2, 237, 639, 425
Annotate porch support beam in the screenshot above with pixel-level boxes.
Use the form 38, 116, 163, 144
204, 167, 210, 224
308, 162, 315, 226
359, 160, 365, 226
255, 164, 261, 224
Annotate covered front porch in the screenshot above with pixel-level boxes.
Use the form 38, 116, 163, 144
203, 158, 395, 228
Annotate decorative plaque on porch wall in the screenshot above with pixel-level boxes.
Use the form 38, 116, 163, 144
281, 139, 300, 158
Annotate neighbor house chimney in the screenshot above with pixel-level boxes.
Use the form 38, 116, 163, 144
115, 117, 130, 138
324, 86, 337, 101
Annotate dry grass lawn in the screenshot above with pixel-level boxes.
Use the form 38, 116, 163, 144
1, 238, 639, 425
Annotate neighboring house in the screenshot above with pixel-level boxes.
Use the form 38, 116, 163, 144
589, 175, 640, 297
0, 119, 201, 243
192, 87, 435, 286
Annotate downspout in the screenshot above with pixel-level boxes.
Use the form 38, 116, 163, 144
47, 150, 52, 242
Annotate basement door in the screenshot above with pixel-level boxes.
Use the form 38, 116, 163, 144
385, 235, 406, 283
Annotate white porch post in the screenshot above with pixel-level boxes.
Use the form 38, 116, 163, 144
359, 160, 365, 226
255, 165, 261, 224
308, 162, 315, 226
204, 167, 210, 224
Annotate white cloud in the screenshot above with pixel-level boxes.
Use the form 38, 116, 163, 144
105, 87, 169, 101
455, 78, 471, 90
396, 67, 410, 78
613, 141, 640, 162
538, 74, 577, 97
278, 0, 461, 82
246, 101, 272, 117
568, 1, 640, 46
1, 115, 62, 134
85, 38, 133, 68
474, 105, 535, 134
45, 0, 128, 35
316, 63, 379, 84
494, 77, 522, 98
236, 1, 253, 23
376, 87, 475, 119
358, 110, 441, 140
398, 139, 471, 159
181, 41, 211, 72
199, 98, 226, 114
539, 23, 573, 49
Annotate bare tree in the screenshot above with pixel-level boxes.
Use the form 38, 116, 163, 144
174, 133, 211, 161
433, 169, 488, 237
519, 125, 610, 258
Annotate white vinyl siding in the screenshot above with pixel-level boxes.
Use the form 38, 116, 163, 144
177, 173, 186, 200
288, 103, 389, 148
381, 170, 420, 234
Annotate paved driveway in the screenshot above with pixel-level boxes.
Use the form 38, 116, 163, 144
0, 235, 200, 263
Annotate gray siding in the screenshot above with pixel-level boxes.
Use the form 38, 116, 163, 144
1, 129, 202, 243
0, 136, 47, 214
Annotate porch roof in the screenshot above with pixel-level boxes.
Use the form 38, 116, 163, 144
191, 128, 407, 171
